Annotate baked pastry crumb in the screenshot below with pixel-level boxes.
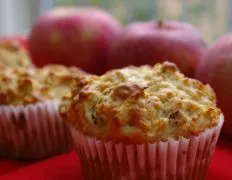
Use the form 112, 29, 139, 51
63, 61, 221, 143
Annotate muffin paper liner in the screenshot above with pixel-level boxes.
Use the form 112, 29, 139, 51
69, 115, 223, 180
0, 101, 72, 160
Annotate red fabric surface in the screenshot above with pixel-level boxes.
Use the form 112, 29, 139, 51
0, 138, 231, 180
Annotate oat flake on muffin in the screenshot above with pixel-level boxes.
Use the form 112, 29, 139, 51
64, 61, 221, 143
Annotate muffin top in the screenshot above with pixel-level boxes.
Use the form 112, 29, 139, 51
63, 62, 221, 143
0, 65, 86, 106
0, 42, 32, 68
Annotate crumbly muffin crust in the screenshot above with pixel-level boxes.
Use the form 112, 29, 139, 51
63, 62, 221, 143
0, 65, 86, 105
0, 42, 32, 68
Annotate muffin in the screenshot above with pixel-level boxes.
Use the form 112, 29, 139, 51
0, 41, 32, 68
63, 61, 223, 180
0, 65, 86, 159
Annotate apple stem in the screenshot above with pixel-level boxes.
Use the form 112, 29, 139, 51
158, 20, 163, 27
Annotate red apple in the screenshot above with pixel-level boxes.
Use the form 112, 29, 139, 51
28, 7, 121, 74
107, 20, 207, 77
196, 34, 232, 136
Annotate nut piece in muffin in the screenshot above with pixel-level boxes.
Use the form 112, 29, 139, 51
0, 42, 32, 68
63, 61, 221, 143
0, 64, 87, 106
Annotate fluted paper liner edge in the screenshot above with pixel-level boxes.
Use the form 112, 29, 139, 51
69, 115, 224, 180
0, 100, 71, 160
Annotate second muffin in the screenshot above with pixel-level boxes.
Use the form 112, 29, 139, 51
0, 65, 86, 160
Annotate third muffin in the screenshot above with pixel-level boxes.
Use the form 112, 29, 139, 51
0, 41, 32, 68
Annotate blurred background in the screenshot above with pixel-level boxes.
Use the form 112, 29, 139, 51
0, 0, 231, 43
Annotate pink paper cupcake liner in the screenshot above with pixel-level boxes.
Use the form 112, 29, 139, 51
0, 100, 72, 160
69, 115, 223, 180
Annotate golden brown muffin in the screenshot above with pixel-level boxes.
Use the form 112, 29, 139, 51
0, 65, 86, 106
0, 42, 32, 68
63, 61, 221, 143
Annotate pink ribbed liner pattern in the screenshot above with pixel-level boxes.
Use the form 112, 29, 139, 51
69, 116, 223, 180
0, 101, 72, 160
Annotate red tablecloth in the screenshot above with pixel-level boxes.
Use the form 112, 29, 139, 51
0, 138, 231, 180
